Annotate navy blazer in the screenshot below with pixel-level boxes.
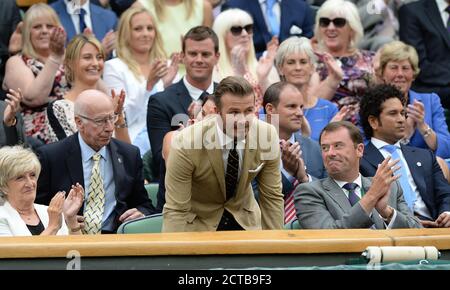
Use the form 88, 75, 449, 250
222, 0, 314, 57
360, 141, 450, 220
281, 133, 326, 196
147, 79, 217, 178
399, 0, 450, 107
51, 0, 118, 42
36, 133, 156, 231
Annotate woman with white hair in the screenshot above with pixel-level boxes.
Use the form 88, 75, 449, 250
0, 146, 83, 236
314, 0, 375, 125
275, 36, 348, 141
213, 8, 279, 111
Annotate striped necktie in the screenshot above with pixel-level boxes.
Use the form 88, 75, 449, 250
83, 153, 105, 234
225, 141, 239, 200
284, 180, 299, 224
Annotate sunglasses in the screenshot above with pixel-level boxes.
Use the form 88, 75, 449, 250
230, 24, 253, 36
319, 17, 347, 28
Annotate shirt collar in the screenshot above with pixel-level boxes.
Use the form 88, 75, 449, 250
78, 133, 107, 162
215, 122, 246, 149
64, 0, 91, 16
436, 0, 450, 13
183, 76, 214, 101
259, 0, 281, 4
371, 137, 401, 150
333, 174, 363, 190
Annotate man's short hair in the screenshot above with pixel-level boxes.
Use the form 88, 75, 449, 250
359, 84, 405, 138
182, 26, 219, 53
262, 81, 298, 113
214, 76, 254, 110
319, 121, 363, 147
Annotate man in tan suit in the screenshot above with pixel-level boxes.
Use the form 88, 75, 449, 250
163, 76, 283, 232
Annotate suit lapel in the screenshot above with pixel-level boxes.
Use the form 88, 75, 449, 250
56, 1, 76, 40
66, 134, 85, 188
252, 1, 271, 43
323, 177, 351, 212
424, 0, 450, 49
204, 117, 226, 198
364, 142, 385, 168
176, 80, 196, 114
90, 4, 102, 40
401, 145, 426, 196
109, 139, 126, 198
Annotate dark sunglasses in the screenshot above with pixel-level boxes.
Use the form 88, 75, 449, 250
319, 17, 347, 28
230, 24, 253, 36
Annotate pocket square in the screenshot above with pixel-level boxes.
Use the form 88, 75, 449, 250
289, 25, 303, 35
248, 162, 265, 173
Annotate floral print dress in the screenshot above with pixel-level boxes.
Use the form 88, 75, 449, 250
21, 55, 69, 144
316, 50, 375, 125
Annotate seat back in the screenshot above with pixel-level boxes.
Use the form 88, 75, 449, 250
117, 213, 163, 234
284, 219, 300, 230
145, 183, 159, 208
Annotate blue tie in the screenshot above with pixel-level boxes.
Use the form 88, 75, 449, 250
266, 0, 280, 36
79, 8, 87, 34
382, 145, 415, 210
343, 183, 359, 206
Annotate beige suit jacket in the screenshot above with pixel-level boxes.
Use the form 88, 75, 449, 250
162, 116, 283, 232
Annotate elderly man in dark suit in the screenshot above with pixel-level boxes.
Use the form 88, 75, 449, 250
36, 89, 156, 234
399, 0, 450, 109
359, 84, 450, 228
294, 120, 421, 229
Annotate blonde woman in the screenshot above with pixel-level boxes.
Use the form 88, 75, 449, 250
134, 0, 213, 64
2, 3, 69, 144
47, 34, 130, 144
213, 8, 279, 111
103, 7, 179, 151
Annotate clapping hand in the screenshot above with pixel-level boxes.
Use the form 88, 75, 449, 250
4, 88, 23, 126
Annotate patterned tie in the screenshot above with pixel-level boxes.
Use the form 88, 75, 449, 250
266, 0, 280, 36
225, 141, 239, 200
79, 8, 87, 34
382, 145, 415, 210
284, 180, 299, 224
343, 182, 359, 206
83, 153, 105, 234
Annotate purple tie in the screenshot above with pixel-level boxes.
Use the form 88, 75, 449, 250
343, 183, 359, 206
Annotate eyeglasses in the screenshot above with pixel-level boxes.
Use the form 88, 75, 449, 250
319, 17, 347, 28
78, 114, 118, 127
230, 24, 253, 36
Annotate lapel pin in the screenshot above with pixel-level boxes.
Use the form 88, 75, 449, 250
416, 162, 421, 167
118, 157, 122, 163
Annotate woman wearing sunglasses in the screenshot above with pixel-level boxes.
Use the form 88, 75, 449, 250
212, 8, 279, 112
313, 0, 375, 126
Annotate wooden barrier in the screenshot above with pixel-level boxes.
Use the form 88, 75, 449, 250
0, 229, 449, 269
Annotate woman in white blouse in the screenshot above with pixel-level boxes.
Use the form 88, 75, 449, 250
103, 7, 179, 153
